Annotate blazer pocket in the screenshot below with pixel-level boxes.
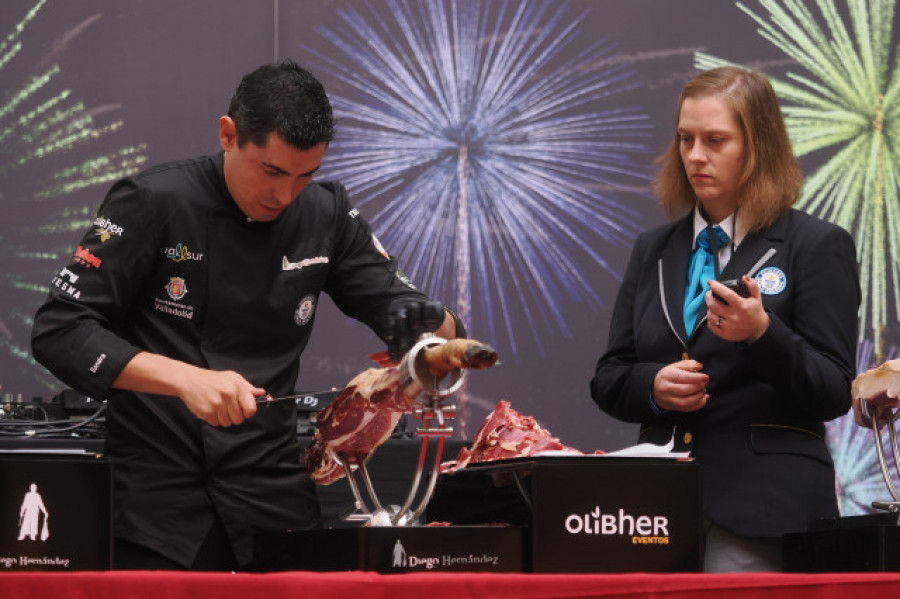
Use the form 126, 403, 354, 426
750, 424, 833, 467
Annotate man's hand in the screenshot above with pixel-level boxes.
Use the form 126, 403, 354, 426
850, 394, 891, 428
851, 362, 900, 427
112, 352, 263, 427
385, 298, 446, 361
653, 359, 709, 412
177, 368, 262, 427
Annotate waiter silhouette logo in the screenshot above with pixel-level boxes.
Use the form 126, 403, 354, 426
392, 539, 407, 567
17, 483, 50, 542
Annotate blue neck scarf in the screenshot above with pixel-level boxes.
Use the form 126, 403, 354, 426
683, 225, 730, 333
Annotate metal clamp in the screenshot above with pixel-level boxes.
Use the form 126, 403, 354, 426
397, 335, 465, 403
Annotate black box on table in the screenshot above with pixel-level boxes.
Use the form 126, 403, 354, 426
426, 456, 703, 573
0, 452, 112, 570
783, 513, 900, 572
253, 524, 523, 573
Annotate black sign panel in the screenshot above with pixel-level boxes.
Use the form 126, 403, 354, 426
429, 457, 703, 572
529, 461, 702, 572
0, 455, 112, 571
253, 525, 523, 573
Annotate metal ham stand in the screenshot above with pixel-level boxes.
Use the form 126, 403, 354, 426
860, 399, 900, 513
782, 384, 900, 571
335, 336, 465, 527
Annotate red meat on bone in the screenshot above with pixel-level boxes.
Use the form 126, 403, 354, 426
446, 400, 582, 472
305, 339, 499, 485
306, 367, 412, 485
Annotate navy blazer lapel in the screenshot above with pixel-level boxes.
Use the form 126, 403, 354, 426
721, 214, 788, 280
658, 216, 695, 340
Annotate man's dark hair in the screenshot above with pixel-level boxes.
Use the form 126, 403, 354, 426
228, 59, 335, 149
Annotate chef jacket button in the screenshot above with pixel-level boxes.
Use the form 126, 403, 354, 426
683, 432, 693, 445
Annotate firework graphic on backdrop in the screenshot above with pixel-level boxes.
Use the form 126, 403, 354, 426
695, 0, 900, 357
302, 0, 653, 361
827, 408, 898, 516
1, 0, 148, 392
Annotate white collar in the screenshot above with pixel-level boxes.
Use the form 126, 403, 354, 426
690, 207, 746, 250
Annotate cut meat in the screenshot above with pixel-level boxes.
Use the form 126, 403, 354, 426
306, 338, 498, 484
443, 400, 583, 473
306, 368, 407, 485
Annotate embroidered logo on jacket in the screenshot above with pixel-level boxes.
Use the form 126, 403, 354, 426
295, 295, 316, 325
51, 268, 81, 299
89, 353, 106, 374
93, 217, 124, 242
372, 234, 390, 260
395, 268, 416, 289
164, 243, 204, 262
154, 298, 194, 320
165, 277, 188, 301
73, 246, 101, 268
282, 256, 329, 271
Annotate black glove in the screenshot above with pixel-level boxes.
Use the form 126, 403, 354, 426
385, 299, 446, 361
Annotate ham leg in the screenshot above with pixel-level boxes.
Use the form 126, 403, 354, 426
306, 338, 497, 484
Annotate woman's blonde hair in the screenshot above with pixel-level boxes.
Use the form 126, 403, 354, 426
654, 67, 803, 231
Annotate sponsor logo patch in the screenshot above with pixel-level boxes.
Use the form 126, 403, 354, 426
164, 243, 204, 262
51, 268, 81, 299
73, 246, 101, 269
372, 234, 390, 260
395, 268, 416, 289
754, 267, 787, 295
93, 217, 124, 242
282, 255, 329, 271
294, 295, 316, 325
165, 277, 188, 301
154, 298, 194, 320
89, 353, 106, 374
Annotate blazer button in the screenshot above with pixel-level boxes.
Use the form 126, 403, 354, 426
682, 432, 693, 445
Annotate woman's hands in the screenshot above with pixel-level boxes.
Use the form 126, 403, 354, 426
653, 359, 709, 412
705, 275, 770, 343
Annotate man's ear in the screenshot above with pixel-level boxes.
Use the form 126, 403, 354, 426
219, 116, 238, 151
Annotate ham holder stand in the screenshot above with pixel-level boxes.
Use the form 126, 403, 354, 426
335, 335, 465, 527
782, 373, 900, 572
860, 399, 900, 513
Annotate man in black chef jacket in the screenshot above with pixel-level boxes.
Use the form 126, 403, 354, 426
30, 59, 463, 571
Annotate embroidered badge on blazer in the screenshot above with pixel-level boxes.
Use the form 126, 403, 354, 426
754, 267, 787, 295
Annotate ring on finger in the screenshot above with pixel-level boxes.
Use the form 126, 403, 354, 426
715, 316, 723, 327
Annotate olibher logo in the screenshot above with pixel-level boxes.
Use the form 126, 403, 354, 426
565, 506, 670, 545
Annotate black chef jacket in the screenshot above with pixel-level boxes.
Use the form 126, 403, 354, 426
31, 152, 430, 567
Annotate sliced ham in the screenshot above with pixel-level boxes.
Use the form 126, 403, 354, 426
306, 338, 498, 484
444, 400, 584, 473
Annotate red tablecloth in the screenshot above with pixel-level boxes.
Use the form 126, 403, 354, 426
4, 571, 900, 599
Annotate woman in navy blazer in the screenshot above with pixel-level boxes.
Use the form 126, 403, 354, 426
590, 67, 860, 572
